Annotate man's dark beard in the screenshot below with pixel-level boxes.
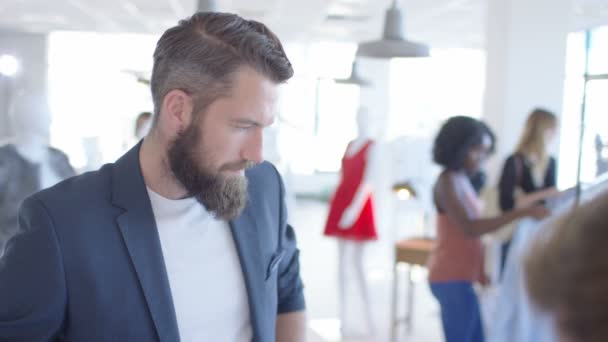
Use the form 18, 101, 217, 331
168, 124, 251, 220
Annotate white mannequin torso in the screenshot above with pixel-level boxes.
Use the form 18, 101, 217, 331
9, 91, 63, 189
339, 106, 379, 226
345, 137, 371, 158
344, 136, 378, 184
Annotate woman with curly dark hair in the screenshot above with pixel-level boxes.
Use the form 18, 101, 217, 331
427, 116, 548, 342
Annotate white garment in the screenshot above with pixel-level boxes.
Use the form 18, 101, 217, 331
147, 188, 252, 342
489, 218, 558, 342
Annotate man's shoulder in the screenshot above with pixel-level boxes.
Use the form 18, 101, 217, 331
246, 161, 280, 181
245, 161, 283, 199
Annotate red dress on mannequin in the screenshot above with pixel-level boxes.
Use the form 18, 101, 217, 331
324, 140, 378, 241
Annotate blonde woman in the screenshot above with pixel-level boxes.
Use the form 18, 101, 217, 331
498, 108, 562, 274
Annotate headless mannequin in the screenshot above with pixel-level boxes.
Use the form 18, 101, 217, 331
336, 107, 378, 337
10, 93, 62, 187
0, 92, 74, 255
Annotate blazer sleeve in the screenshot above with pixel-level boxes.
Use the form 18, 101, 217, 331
272, 167, 305, 314
0, 196, 67, 341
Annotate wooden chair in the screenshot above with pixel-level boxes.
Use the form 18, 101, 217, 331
390, 237, 435, 341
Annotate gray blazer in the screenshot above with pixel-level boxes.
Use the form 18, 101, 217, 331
0, 142, 304, 342
0, 144, 75, 252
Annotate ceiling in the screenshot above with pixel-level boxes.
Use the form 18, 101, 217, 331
0, 0, 607, 48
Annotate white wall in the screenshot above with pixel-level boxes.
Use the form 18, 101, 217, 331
482, 0, 573, 182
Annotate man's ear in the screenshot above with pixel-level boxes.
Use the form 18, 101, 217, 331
159, 89, 194, 133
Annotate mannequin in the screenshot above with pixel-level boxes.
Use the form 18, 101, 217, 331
0, 91, 75, 256
323, 106, 378, 337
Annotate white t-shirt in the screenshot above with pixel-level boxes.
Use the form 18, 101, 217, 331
147, 188, 253, 342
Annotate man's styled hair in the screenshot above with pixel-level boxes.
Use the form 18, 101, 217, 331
150, 12, 293, 122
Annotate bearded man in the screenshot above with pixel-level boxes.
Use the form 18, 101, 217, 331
0, 12, 305, 342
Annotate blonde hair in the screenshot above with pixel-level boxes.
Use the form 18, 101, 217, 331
515, 108, 557, 162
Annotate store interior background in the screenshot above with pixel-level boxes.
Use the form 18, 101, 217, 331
1, 0, 608, 341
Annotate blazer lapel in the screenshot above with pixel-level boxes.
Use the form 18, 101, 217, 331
230, 204, 267, 342
112, 143, 180, 342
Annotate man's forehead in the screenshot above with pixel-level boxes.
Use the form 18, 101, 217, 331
231, 65, 277, 87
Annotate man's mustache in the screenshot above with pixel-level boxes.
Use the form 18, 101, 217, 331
220, 160, 257, 172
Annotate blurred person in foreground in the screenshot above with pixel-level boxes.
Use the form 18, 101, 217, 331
526, 191, 608, 342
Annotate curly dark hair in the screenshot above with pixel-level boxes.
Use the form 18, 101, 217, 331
433, 116, 496, 170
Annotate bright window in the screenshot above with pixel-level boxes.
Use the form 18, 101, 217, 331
48, 32, 157, 170
277, 42, 359, 174
558, 27, 608, 188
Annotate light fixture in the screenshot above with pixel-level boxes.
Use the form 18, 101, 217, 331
392, 180, 433, 238
0, 55, 20, 77
356, 0, 429, 59
334, 60, 371, 87
197, 0, 218, 12
392, 180, 417, 201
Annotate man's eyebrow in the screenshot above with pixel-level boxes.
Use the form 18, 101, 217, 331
231, 118, 260, 126
231, 117, 274, 127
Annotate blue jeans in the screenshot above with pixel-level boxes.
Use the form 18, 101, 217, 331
430, 281, 484, 342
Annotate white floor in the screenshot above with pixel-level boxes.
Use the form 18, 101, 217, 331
291, 199, 444, 342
